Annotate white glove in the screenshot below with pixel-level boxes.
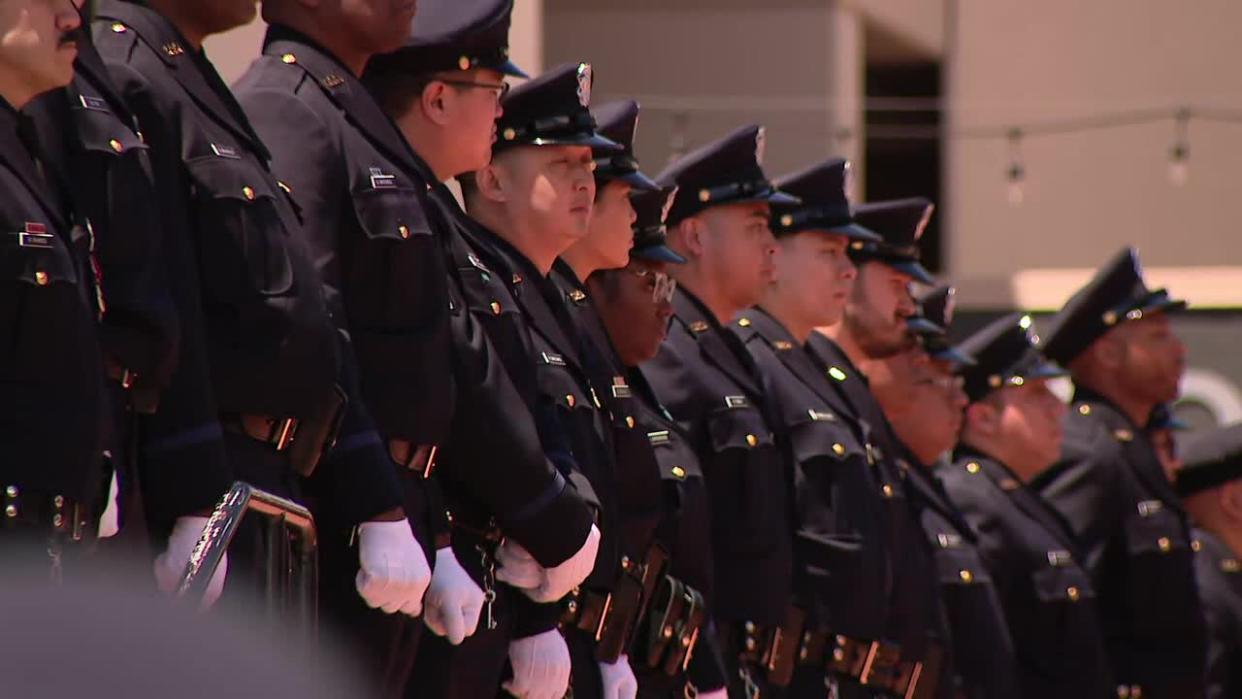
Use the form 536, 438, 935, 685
423, 547, 485, 644
502, 629, 572, 699
153, 516, 226, 609
598, 655, 638, 699
494, 538, 544, 590
355, 519, 432, 616
695, 688, 728, 699
497, 524, 601, 603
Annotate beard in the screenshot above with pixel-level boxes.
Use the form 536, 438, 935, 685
844, 304, 913, 359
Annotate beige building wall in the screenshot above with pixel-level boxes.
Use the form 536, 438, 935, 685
945, 0, 1242, 307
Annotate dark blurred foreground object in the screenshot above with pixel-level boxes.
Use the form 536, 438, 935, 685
0, 567, 364, 698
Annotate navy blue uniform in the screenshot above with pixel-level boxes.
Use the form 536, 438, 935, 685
1035, 389, 1207, 699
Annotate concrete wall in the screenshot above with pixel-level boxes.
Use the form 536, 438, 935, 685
543, 0, 864, 182
944, 0, 1242, 305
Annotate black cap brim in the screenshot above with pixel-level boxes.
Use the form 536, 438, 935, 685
891, 259, 936, 285
907, 316, 945, 336
497, 59, 528, 79
517, 132, 623, 153
765, 190, 801, 206
828, 222, 883, 243
934, 345, 977, 368
633, 244, 686, 264
618, 168, 665, 191
1021, 358, 1068, 381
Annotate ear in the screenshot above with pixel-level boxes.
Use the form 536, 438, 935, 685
964, 400, 998, 437
421, 80, 452, 127
474, 162, 507, 204
674, 217, 706, 260
1219, 481, 1242, 521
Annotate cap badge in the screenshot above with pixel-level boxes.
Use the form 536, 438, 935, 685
754, 127, 767, 166
661, 187, 678, 224
943, 288, 957, 325
576, 63, 592, 108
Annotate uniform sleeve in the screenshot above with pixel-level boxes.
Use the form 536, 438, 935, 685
237, 82, 402, 527
1200, 570, 1239, 699
1035, 426, 1124, 581
94, 41, 234, 527
440, 290, 594, 566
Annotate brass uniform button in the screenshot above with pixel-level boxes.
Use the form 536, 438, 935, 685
34, 271, 48, 286
398, 225, 410, 239
111, 22, 126, 32
882, 484, 894, 498
745, 434, 758, 447
832, 443, 845, 456
490, 301, 501, 315
281, 53, 297, 64
109, 138, 124, 153
1067, 586, 1081, 602
670, 466, 686, 480
1078, 404, 1091, 416
5, 485, 17, 497
242, 186, 256, 200
958, 569, 973, 583
737, 317, 751, 327
1192, 539, 1202, 552
52, 495, 64, 508
1157, 537, 1171, 553
965, 462, 981, 474
4, 505, 15, 518
565, 394, 576, 408
625, 416, 635, 428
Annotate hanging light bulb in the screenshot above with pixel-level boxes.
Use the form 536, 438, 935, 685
1168, 109, 1190, 186
1006, 128, 1025, 206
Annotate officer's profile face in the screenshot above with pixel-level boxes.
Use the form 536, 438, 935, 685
844, 261, 916, 359
972, 378, 1066, 476
484, 144, 596, 244
335, 0, 419, 55
873, 349, 966, 463
690, 202, 775, 310
580, 180, 636, 271
771, 230, 856, 327
433, 68, 505, 173
1110, 312, 1186, 405
588, 258, 675, 365
0, 0, 80, 104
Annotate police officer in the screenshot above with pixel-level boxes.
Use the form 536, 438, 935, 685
552, 99, 668, 698
588, 187, 729, 699
459, 62, 640, 699
941, 313, 1114, 697
806, 197, 948, 694
1035, 247, 1206, 699
0, 0, 106, 576
24, 6, 229, 600
91, 0, 431, 623
363, 8, 601, 696
730, 157, 899, 698
1177, 425, 1242, 699
231, 0, 479, 688
640, 124, 799, 696
872, 295, 1020, 698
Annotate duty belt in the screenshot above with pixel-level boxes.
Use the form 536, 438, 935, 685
640, 572, 707, 677
562, 545, 678, 664
221, 384, 347, 477
798, 627, 944, 699
1, 486, 94, 542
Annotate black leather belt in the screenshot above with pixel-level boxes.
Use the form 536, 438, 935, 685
640, 574, 707, 676
223, 413, 302, 451
1, 486, 94, 541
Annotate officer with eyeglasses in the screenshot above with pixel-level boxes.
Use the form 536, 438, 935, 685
868, 286, 1021, 698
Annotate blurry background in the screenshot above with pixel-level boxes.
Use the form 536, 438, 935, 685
208, 0, 1242, 428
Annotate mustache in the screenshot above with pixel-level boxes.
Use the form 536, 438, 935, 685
58, 32, 78, 47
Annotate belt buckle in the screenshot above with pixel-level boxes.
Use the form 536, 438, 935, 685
273, 417, 298, 451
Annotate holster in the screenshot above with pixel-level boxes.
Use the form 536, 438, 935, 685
639, 573, 707, 677
287, 384, 347, 477
762, 605, 806, 687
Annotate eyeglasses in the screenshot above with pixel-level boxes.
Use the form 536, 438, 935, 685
440, 79, 510, 101
626, 265, 677, 303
